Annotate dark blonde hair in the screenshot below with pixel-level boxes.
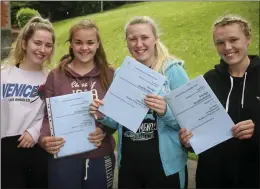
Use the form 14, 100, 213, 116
125, 16, 178, 75
59, 19, 113, 91
3, 16, 55, 73
213, 15, 252, 38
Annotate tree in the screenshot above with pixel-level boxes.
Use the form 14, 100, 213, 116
11, 1, 140, 24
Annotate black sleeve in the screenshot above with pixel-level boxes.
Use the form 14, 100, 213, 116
253, 121, 259, 137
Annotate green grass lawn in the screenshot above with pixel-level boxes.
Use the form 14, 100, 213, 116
51, 1, 259, 80
49, 2, 259, 160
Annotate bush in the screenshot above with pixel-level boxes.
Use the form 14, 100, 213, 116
16, 7, 39, 28
11, 2, 26, 26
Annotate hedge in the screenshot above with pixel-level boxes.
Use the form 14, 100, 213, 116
16, 7, 39, 28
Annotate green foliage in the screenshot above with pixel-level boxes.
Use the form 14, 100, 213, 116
16, 7, 39, 28
11, 1, 137, 23
10, 1, 27, 26
188, 152, 198, 161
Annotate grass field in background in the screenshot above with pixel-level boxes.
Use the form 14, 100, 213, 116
50, 2, 259, 160
51, 1, 259, 79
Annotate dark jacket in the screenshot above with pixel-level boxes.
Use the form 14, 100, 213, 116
196, 55, 260, 188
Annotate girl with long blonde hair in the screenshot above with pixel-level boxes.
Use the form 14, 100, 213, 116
1, 16, 55, 188
90, 16, 190, 188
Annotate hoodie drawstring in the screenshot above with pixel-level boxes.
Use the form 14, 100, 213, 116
225, 76, 234, 113
225, 72, 247, 112
241, 72, 247, 108
84, 159, 89, 180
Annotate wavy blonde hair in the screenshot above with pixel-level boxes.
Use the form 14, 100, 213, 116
125, 16, 178, 75
2, 16, 55, 74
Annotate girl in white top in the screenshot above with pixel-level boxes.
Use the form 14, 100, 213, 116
1, 16, 55, 188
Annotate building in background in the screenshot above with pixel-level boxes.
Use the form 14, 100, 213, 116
1, 1, 12, 60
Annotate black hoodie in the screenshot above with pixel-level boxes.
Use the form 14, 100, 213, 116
196, 55, 260, 188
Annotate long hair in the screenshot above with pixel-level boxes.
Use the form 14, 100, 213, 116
2, 16, 55, 74
59, 19, 113, 91
125, 16, 178, 75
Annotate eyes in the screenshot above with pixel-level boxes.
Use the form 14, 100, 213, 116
215, 38, 239, 46
127, 35, 150, 42
73, 40, 96, 46
33, 40, 53, 49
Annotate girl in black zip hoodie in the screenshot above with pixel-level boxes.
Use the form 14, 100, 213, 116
180, 15, 259, 188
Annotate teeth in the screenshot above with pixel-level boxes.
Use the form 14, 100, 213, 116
80, 52, 88, 56
35, 54, 44, 58
136, 50, 146, 54
226, 52, 235, 57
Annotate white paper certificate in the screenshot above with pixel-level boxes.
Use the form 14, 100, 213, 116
165, 75, 234, 154
46, 91, 97, 158
98, 56, 166, 133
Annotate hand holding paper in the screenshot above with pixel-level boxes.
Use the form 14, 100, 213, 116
40, 136, 65, 154
179, 128, 193, 148
165, 75, 234, 154
89, 99, 104, 120
98, 56, 166, 133
46, 91, 97, 158
144, 94, 167, 116
88, 127, 106, 147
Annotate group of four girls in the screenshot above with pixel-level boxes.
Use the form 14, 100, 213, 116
1, 13, 259, 189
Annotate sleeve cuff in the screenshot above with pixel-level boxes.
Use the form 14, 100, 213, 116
26, 127, 40, 144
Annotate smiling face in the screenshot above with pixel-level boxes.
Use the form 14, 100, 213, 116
70, 28, 100, 65
213, 23, 251, 66
22, 29, 54, 65
126, 23, 157, 66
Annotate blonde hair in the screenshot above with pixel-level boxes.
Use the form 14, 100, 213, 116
125, 16, 177, 75
213, 14, 252, 38
59, 19, 113, 91
2, 16, 55, 74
